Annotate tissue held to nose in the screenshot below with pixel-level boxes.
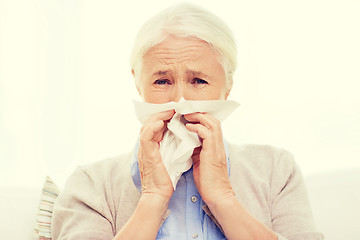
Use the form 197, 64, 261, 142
134, 99, 239, 189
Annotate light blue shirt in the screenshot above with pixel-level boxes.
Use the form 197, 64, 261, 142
131, 141, 230, 239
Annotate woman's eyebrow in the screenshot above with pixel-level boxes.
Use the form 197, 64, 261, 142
151, 70, 210, 79
186, 70, 210, 79
152, 70, 170, 77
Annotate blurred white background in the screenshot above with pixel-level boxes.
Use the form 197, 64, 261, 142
0, 0, 359, 188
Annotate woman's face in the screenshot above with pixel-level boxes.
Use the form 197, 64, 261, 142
135, 36, 230, 104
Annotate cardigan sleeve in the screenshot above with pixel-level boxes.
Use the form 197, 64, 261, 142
51, 167, 115, 240
270, 149, 324, 240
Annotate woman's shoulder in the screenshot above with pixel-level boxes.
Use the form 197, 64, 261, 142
227, 143, 306, 207
62, 151, 135, 195
227, 143, 298, 181
228, 143, 294, 163
78, 151, 134, 178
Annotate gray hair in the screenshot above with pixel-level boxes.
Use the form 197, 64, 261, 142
129, 3, 237, 91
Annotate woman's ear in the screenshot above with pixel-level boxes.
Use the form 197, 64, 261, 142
132, 69, 142, 96
131, 69, 135, 78
225, 89, 231, 100
224, 86, 232, 100
225, 88, 231, 100
224, 79, 233, 100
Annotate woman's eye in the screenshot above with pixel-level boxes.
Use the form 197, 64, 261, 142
192, 78, 208, 84
154, 79, 170, 85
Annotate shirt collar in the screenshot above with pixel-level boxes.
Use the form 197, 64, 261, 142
131, 139, 231, 193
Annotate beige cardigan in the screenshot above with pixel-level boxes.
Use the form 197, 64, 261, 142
51, 143, 324, 240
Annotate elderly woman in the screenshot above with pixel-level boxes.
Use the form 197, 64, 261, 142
52, 4, 323, 240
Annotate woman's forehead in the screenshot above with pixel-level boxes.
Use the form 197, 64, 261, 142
145, 36, 220, 59
142, 36, 223, 72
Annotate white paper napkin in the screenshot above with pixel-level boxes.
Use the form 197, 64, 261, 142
133, 99, 239, 189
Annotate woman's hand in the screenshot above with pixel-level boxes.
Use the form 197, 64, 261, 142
138, 109, 175, 201
115, 110, 175, 240
184, 112, 235, 207
184, 112, 277, 240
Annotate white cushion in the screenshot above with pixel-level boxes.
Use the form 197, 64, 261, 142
33, 176, 60, 239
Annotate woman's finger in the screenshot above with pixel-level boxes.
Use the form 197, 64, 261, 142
183, 112, 220, 131
140, 109, 175, 142
151, 109, 175, 122
185, 112, 223, 144
186, 122, 212, 140
141, 109, 175, 131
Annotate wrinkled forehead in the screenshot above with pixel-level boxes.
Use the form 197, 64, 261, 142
143, 36, 223, 66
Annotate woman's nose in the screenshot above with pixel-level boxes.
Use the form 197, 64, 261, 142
170, 83, 185, 102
